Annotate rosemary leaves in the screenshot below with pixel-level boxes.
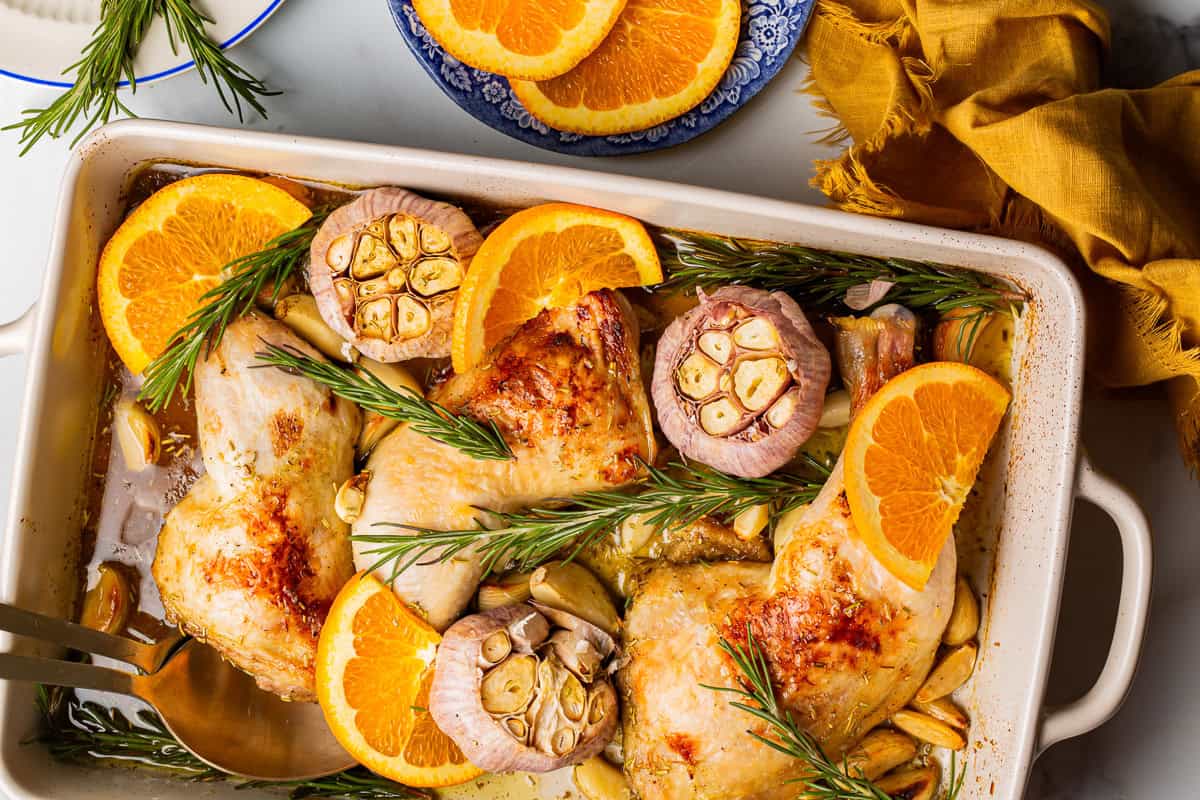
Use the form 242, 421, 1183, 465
353, 459, 828, 581
254, 343, 514, 462
703, 629, 966, 800
5, 0, 278, 155
138, 206, 331, 412
36, 687, 427, 799
658, 230, 1023, 315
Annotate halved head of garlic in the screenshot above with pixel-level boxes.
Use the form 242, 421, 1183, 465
307, 187, 483, 362
650, 286, 832, 478
430, 603, 618, 774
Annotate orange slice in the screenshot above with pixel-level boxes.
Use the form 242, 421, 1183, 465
451, 202, 662, 373
413, 0, 628, 80
509, 0, 740, 135
97, 173, 311, 374
843, 363, 1011, 591
316, 573, 484, 787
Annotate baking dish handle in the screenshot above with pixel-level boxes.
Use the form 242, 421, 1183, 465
0, 304, 37, 357
1037, 453, 1152, 754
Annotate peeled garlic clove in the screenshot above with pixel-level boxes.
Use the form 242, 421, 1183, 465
354, 361, 422, 457
818, 389, 852, 429
652, 286, 831, 478
477, 572, 533, 612
910, 696, 969, 730
732, 504, 769, 540
481, 654, 538, 714
529, 561, 620, 636
890, 709, 967, 750
114, 399, 160, 472
274, 293, 357, 362
617, 513, 657, 555
574, 755, 632, 800
308, 188, 482, 361
915, 641, 978, 703
80, 563, 134, 635
875, 765, 940, 800
943, 575, 980, 646
334, 472, 370, 524
841, 728, 917, 782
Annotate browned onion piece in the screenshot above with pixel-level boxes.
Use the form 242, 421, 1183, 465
430, 604, 618, 773
832, 303, 917, 417
308, 187, 483, 361
651, 286, 831, 478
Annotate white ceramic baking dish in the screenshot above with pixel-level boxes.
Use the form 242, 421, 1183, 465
0, 119, 1152, 800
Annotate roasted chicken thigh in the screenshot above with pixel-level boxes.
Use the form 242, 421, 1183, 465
621, 460, 955, 800
353, 290, 655, 630
153, 314, 359, 701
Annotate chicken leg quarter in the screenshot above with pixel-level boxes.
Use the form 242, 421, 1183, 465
153, 314, 360, 702
621, 460, 955, 800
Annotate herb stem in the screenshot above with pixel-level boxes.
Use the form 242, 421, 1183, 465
353, 459, 829, 580
254, 343, 514, 462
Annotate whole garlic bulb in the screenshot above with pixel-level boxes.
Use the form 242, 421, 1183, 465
430, 603, 619, 773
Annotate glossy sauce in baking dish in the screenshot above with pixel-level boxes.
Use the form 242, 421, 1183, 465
60, 161, 1019, 800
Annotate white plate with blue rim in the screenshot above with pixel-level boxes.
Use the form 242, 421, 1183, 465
388, 0, 815, 157
0, 0, 285, 88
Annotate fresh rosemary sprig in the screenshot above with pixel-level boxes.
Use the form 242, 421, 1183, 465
658, 230, 1023, 314
138, 206, 331, 412
158, 0, 277, 122
702, 629, 894, 800
254, 343, 514, 462
35, 687, 427, 799
5, 0, 277, 155
703, 629, 966, 800
353, 458, 829, 581
4, 0, 157, 155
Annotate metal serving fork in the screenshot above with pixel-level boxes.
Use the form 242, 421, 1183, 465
0, 603, 355, 781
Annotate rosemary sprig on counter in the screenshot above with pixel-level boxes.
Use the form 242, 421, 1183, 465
254, 343, 514, 462
658, 230, 1023, 314
354, 459, 829, 580
138, 206, 332, 412
702, 630, 894, 800
35, 687, 427, 798
5, 0, 277, 155
703, 630, 966, 800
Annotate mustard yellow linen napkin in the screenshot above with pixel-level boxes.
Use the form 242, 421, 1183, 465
804, 0, 1200, 468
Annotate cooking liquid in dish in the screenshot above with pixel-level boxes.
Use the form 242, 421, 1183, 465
69, 162, 1018, 797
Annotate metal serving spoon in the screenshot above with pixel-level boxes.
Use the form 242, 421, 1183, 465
0, 602, 356, 780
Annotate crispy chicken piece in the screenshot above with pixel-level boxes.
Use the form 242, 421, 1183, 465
153, 314, 359, 701
620, 460, 955, 800
353, 290, 655, 630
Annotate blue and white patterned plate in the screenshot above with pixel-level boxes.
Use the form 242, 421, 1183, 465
386, 0, 814, 157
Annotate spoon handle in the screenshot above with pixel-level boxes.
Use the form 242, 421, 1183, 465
0, 602, 172, 674
0, 653, 134, 695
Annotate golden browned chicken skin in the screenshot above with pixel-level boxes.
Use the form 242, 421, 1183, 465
353, 290, 656, 630
620, 461, 955, 800
153, 314, 359, 701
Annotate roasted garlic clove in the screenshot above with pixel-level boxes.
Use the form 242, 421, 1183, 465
354, 360, 422, 458
651, 286, 831, 478
890, 710, 966, 750
841, 728, 918, 782
477, 571, 533, 611
573, 755, 633, 800
274, 293, 357, 362
80, 563, 134, 635
334, 472, 371, 524
874, 765, 940, 800
431, 604, 618, 774
818, 389, 852, 429
732, 504, 769, 540
481, 654, 538, 714
943, 575, 980, 646
546, 628, 604, 682
308, 187, 482, 361
113, 399, 160, 472
910, 696, 969, 730
529, 561, 620, 635
915, 641, 978, 703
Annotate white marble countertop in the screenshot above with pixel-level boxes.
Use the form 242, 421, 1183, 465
0, 1, 1196, 797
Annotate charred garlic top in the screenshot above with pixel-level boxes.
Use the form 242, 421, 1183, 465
651, 286, 831, 478
308, 187, 483, 361
430, 603, 618, 774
